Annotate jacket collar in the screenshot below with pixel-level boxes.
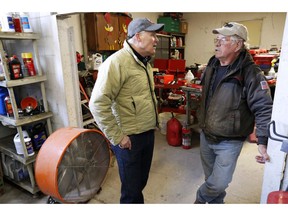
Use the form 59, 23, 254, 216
208, 49, 254, 73
124, 40, 151, 66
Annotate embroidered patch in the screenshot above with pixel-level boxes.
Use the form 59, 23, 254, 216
260, 81, 269, 90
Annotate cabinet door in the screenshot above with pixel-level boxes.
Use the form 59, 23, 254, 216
95, 13, 120, 51
118, 15, 132, 48
85, 13, 120, 51
84, 13, 98, 52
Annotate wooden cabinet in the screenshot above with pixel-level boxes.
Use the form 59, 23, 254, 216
84, 13, 132, 52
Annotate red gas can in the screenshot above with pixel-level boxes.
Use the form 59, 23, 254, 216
166, 113, 182, 147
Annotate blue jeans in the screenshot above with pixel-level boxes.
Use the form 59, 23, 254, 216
110, 130, 154, 204
196, 131, 244, 204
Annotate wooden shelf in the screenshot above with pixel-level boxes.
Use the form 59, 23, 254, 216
0, 75, 47, 88
0, 32, 40, 40
0, 135, 37, 165
0, 112, 53, 127
4, 175, 40, 194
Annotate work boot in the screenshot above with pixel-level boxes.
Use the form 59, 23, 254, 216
194, 199, 206, 204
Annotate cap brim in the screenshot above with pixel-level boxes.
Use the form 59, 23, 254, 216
145, 23, 164, 32
212, 28, 234, 36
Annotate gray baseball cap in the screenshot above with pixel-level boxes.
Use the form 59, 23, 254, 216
127, 18, 164, 38
213, 22, 248, 41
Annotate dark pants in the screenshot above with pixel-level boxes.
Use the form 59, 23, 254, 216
110, 130, 155, 204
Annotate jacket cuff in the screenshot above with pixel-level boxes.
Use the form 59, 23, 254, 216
257, 136, 268, 145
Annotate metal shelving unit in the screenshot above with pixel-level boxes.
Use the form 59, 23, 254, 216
0, 32, 53, 194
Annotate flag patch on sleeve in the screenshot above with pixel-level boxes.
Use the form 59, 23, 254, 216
260, 81, 269, 90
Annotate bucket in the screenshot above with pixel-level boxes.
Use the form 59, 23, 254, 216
13, 131, 30, 155
0, 87, 8, 115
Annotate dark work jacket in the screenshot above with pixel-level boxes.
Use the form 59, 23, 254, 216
197, 49, 273, 144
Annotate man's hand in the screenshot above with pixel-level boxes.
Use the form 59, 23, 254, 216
118, 135, 132, 150
255, 144, 270, 164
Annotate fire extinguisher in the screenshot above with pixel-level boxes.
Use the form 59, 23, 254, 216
166, 112, 182, 147
182, 127, 192, 149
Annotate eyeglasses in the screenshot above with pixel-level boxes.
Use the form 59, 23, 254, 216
214, 37, 231, 45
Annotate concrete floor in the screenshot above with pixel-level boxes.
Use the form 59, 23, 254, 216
0, 129, 264, 204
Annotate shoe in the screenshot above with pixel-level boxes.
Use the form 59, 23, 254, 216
194, 199, 206, 204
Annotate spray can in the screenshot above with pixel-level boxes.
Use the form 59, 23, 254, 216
182, 127, 192, 149
22, 53, 36, 76
20, 12, 33, 33
4, 96, 13, 117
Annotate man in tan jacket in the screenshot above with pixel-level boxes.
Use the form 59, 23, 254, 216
89, 18, 164, 203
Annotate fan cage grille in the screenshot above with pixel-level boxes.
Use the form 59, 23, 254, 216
57, 131, 111, 203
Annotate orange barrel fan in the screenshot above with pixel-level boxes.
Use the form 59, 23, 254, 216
35, 127, 111, 203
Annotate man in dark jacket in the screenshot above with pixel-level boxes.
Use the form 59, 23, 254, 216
195, 22, 273, 204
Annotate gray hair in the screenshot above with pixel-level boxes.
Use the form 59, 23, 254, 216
230, 35, 247, 49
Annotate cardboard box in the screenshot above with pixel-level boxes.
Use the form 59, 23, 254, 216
180, 22, 188, 34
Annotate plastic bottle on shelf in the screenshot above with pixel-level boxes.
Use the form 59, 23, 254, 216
172, 37, 177, 47
185, 69, 194, 84
20, 12, 33, 33
8, 55, 23, 80
178, 37, 183, 47
4, 95, 13, 117
0, 87, 8, 115
24, 137, 35, 156
12, 12, 22, 32
0, 12, 15, 32
0, 59, 4, 76
268, 64, 275, 78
